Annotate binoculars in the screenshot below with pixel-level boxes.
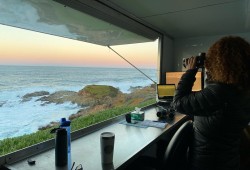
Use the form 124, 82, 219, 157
156, 107, 175, 119
183, 52, 206, 69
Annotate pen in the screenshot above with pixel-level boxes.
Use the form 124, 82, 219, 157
153, 120, 167, 123
71, 162, 75, 170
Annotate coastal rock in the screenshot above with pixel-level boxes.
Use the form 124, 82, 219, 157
125, 85, 156, 105
37, 91, 85, 105
70, 84, 156, 119
0, 101, 6, 107
36, 85, 122, 107
78, 85, 122, 106
128, 86, 143, 92
22, 91, 50, 102
39, 84, 156, 130
78, 85, 119, 98
38, 121, 59, 130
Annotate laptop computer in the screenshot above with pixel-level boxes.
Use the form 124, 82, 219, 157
157, 84, 176, 105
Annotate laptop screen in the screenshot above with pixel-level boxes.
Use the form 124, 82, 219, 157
157, 84, 176, 100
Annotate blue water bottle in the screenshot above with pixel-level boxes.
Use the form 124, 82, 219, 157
60, 118, 71, 170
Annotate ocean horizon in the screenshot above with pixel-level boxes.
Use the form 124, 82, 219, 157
0, 65, 157, 140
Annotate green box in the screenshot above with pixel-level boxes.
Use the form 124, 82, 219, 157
131, 111, 145, 121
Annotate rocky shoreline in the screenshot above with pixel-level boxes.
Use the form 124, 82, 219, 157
21, 84, 156, 130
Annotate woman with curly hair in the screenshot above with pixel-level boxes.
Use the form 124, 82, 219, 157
173, 36, 250, 170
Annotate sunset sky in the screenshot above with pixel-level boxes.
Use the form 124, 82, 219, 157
0, 24, 158, 68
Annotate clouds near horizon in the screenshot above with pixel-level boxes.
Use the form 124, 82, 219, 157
0, 25, 158, 68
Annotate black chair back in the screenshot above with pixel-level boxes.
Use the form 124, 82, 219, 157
161, 120, 193, 170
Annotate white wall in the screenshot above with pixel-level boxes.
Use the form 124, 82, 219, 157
173, 32, 250, 71
159, 35, 174, 84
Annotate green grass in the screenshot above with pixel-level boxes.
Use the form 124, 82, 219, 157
84, 85, 119, 98
0, 98, 156, 156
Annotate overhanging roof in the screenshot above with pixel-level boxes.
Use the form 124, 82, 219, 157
1, 0, 248, 46
0, 0, 159, 46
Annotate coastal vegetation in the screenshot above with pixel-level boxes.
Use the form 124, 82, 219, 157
0, 84, 156, 156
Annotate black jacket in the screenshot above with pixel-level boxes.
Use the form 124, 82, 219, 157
173, 69, 250, 170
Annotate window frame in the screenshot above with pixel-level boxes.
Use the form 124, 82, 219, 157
0, 0, 165, 166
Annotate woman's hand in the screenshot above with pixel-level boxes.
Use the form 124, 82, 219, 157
185, 56, 197, 70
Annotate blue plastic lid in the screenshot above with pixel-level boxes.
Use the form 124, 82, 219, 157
60, 118, 71, 126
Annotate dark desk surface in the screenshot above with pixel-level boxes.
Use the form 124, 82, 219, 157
7, 107, 187, 170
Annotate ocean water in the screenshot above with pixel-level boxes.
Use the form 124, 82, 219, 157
0, 65, 156, 140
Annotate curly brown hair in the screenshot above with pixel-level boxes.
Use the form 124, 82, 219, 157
205, 36, 250, 89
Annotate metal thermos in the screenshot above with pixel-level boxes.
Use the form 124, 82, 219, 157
60, 118, 71, 170
55, 128, 68, 167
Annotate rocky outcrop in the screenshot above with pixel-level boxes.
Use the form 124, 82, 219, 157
30, 85, 155, 130
78, 85, 120, 98
21, 91, 50, 102
24, 85, 124, 108
23, 84, 156, 127
69, 84, 156, 120
0, 101, 6, 107
36, 90, 87, 106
